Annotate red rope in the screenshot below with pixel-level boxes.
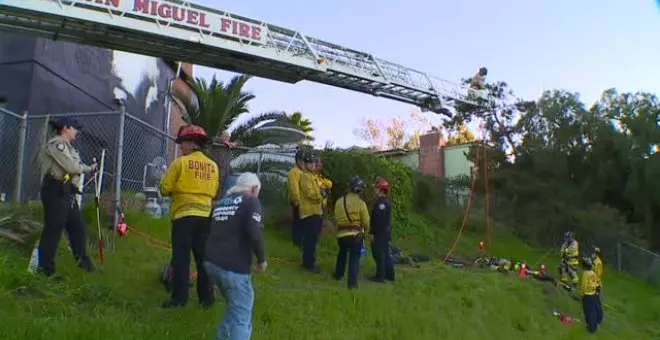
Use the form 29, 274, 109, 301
443, 146, 482, 262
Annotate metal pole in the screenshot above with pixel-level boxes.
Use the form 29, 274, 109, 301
113, 101, 126, 230
13, 111, 28, 204
256, 152, 264, 174
164, 62, 183, 159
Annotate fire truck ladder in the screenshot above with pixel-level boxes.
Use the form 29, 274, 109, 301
0, 0, 485, 115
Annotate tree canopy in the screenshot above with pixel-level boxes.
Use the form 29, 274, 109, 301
445, 79, 660, 250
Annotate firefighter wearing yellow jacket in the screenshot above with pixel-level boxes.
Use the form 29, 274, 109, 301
160, 125, 219, 309
591, 245, 604, 325
287, 149, 306, 248
559, 231, 580, 287
333, 176, 370, 289
298, 152, 324, 273
313, 158, 332, 210
580, 257, 603, 334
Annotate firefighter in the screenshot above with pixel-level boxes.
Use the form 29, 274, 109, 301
160, 125, 219, 309
288, 149, 306, 248
559, 231, 580, 287
591, 245, 604, 325
369, 178, 395, 283
470, 67, 488, 90
299, 152, 324, 273
333, 176, 370, 289
580, 256, 602, 334
37, 117, 98, 277
313, 157, 333, 211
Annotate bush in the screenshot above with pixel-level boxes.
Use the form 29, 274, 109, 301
321, 148, 412, 224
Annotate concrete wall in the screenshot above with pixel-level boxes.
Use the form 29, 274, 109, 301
443, 143, 474, 179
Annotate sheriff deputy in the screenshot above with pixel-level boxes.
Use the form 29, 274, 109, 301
37, 117, 98, 277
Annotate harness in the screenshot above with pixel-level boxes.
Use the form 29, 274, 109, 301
338, 196, 364, 242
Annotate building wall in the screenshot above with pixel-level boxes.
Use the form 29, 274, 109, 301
443, 143, 474, 179
0, 32, 193, 200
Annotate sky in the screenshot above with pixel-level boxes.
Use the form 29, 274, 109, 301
190, 0, 660, 148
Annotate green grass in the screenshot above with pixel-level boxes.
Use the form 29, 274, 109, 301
1, 210, 659, 340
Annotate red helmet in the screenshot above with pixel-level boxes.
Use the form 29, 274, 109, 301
176, 125, 210, 144
375, 178, 389, 192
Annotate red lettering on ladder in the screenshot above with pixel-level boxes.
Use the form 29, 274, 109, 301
133, 0, 210, 28
220, 18, 262, 41
84, 0, 120, 8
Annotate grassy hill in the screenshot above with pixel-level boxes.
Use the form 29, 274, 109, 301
1, 210, 659, 340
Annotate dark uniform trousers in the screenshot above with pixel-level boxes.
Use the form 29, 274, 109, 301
38, 175, 91, 276
291, 205, 302, 248
582, 294, 603, 334
371, 235, 395, 281
301, 215, 322, 269
334, 234, 362, 288
170, 216, 214, 305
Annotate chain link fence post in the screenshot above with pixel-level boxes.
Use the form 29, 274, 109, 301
616, 239, 622, 272
13, 111, 28, 204
113, 101, 126, 230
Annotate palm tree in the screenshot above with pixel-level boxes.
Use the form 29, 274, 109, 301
285, 111, 314, 141
172, 74, 255, 138
172, 74, 314, 147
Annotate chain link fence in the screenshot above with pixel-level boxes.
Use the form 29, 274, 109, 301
0, 104, 295, 220
2, 105, 658, 284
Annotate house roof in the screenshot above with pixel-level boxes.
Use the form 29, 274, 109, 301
373, 148, 410, 157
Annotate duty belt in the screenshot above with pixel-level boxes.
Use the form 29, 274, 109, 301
337, 225, 363, 233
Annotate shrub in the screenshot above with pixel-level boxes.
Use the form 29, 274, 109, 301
321, 148, 412, 224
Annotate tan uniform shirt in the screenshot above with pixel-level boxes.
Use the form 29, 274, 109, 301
39, 136, 92, 184
470, 72, 485, 90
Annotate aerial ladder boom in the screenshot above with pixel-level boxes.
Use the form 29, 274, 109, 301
0, 0, 484, 115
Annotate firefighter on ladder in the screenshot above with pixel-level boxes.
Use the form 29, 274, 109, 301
469, 67, 489, 101
559, 231, 580, 287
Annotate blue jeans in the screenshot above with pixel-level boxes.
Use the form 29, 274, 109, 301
204, 262, 254, 340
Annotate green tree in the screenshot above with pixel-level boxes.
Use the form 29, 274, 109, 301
447, 123, 477, 144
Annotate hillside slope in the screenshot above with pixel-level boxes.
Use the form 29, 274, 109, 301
0, 212, 658, 340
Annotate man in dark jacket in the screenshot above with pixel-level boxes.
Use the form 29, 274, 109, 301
369, 178, 395, 283
204, 172, 267, 340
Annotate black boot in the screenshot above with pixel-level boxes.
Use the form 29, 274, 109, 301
161, 299, 186, 309
200, 298, 215, 310
77, 257, 96, 272
369, 276, 386, 283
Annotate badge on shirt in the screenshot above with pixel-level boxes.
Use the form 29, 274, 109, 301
56, 142, 65, 151
252, 213, 262, 223
378, 203, 386, 210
